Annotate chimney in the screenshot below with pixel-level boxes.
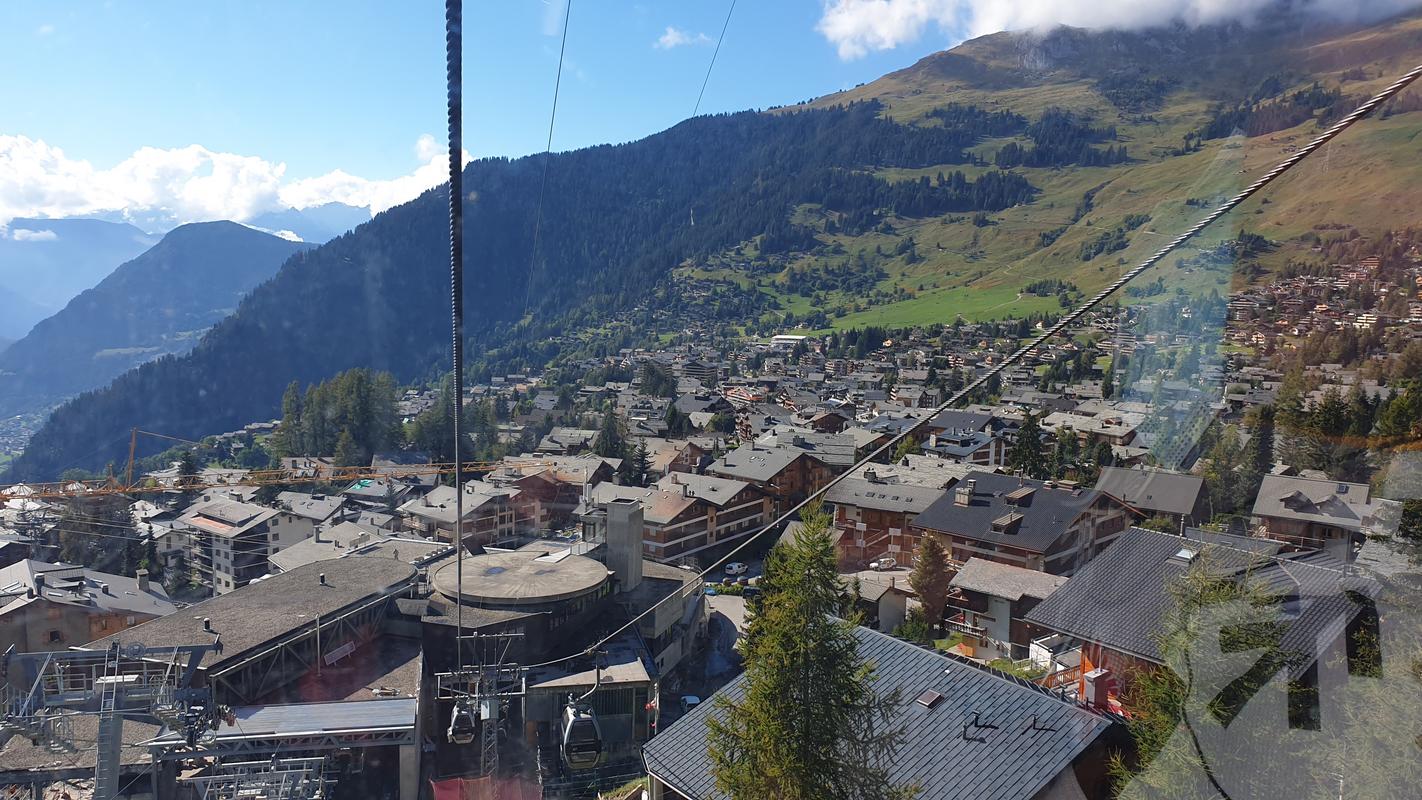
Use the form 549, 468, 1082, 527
136, 569, 150, 592
203, 618, 213, 632
319, 573, 328, 586
953, 484, 972, 507
1083, 668, 1111, 708
33, 574, 45, 592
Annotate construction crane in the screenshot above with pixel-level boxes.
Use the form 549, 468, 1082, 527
0, 640, 224, 800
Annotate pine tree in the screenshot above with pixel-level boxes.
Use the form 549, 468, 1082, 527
908, 534, 952, 634
334, 428, 361, 467
664, 404, 690, 438
620, 439, 651, 486
142, 538, 162, 580
177, 450, 200, 500
164, 550, 189, 597
891, 435, 921, 462
594, 405, 626, 459
1007, 412, 1048, 479
708, 504, 917, 800
273, 380, 304, 456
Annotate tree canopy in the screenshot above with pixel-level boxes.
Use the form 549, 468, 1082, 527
709, 504, 917, 800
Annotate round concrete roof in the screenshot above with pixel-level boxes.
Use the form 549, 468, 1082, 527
431, 550, 609, 607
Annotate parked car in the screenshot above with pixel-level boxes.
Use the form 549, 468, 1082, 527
869, 556, 897, 571
736, 576, 749, 586
724, 561, 749, 576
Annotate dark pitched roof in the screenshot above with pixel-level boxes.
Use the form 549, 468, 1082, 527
1094, 467, 1205, 517
928, 409, 995, 433
1024, 527, 1372, 678
911, 472, 1107, 554
642, 626, 1117, 800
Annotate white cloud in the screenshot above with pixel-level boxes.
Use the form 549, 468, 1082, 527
10, 228, 58, 242
415, 133, 443, 162
271, 229, 303, 242
816, 0, 1422, 59
655, 26, 712, 49
35, 23, 54, 36
0, 134, 469, 230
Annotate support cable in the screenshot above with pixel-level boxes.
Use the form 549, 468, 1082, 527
446, 0, 465, 672
521, 61, 1422, 672
693, 0, 737, 118
522, 0, 575, 315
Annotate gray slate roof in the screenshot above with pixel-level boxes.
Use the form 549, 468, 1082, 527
951, 557, 1068, 601
1249, 475, 1377, 532
642, 626, 1117, 800
1094, 467, 1205, 517
1024, 527, 1372, 678
0, 560, 174, 618
825, 477, 945, 514
708, 444, 804, 483
86, 558, 416, 671
911, 471, 1106, 554
929, 409, 997, 433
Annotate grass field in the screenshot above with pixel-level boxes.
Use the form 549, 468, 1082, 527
689, 19, 1422, 336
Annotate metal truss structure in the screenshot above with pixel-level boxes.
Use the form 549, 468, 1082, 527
181, 757, 329, 800
0, 642, 220, 800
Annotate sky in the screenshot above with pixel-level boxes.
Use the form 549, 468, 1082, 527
3, 0, 1417, 229
0, 1, 964, 228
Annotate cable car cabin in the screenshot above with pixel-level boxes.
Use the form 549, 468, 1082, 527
448, 701, 478, 745
561, 704, 603, 771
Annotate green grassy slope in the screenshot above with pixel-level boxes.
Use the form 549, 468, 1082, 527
676, 13, 1422, 330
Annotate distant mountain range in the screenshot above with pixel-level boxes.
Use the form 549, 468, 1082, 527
0, 222, 309, 419
0, 219, 159, 338
6, 11, 1422, 480
0, 204, 365, 344
247, 203, 371, 243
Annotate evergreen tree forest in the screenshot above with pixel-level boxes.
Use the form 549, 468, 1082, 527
994, 108, 1128, 168
10, 100, 1039, 480
272, 369, 402, 467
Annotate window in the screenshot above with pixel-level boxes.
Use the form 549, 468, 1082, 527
48, 630, 62, 643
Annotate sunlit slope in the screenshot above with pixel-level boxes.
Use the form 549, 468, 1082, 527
680, 13, 1422, 328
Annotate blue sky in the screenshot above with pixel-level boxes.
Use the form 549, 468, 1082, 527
5, 0, 1415, 227
2, 1, 960, 185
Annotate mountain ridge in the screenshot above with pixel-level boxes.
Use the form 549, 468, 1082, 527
0, 222, 309, 418
7, 11, 1422, 480
0, 218, 159, 336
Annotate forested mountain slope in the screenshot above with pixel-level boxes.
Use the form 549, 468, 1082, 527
0, 222, 309, 418
0, 218, 158, 336
8, 11, 1422, 479
6, 104, 1034, 478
